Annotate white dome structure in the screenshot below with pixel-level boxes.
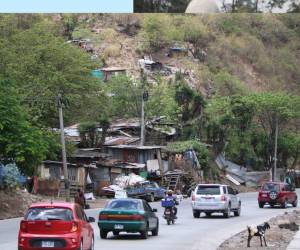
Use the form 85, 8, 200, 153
186, 0, 220, 13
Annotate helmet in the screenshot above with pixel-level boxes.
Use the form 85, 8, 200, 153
167, 190, 173, 196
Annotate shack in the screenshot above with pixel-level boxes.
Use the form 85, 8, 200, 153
168, 46, 188, 57
101, 67, 127, 82
37, 160, 86, 196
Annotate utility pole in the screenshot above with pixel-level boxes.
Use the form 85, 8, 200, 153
272, 116, 279, 182
140, 69, 148, 146
57, 94, 70, 202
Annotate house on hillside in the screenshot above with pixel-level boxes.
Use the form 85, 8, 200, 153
101, 67, 127, 82
168, 45, 188, 58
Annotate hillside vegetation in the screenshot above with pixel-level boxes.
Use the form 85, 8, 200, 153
0, 14, 299, 178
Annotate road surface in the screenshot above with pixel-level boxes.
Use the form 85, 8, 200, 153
1, 190, 299, 250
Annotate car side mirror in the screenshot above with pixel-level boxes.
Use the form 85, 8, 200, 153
88, 217, 95, 223
152, 208, 158, 213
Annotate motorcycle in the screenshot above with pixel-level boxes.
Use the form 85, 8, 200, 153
163, 206, 176, 225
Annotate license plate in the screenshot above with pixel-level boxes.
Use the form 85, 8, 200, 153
42, 241, 54, 248
165, 211, 171, 214
114, 224, 124, 230
262, 194, 267, 197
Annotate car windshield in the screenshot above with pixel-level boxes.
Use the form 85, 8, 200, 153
25, 207, 73, 221
106, 200, 141, 210
262, 183, 280, 192
197, 185, 221, 195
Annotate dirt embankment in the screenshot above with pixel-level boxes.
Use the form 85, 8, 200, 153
0, 190, 43, 220
218, 210, 300, 250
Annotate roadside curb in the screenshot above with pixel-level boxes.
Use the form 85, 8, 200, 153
286, 230, 300, 250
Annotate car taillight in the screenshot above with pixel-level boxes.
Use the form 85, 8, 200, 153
130, 215, 144, 221
70, 221, 78, 232
192, 194, 196, 201
99, 214, 108, 220
20, 220, 28, 233
221, 195, 227, 201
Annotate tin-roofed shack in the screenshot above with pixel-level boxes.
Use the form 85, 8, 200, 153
168, 46, 188, 58
101, 67, 127, 82
37, 160, 86, 196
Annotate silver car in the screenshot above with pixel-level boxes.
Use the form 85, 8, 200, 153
191, 184, 241, 218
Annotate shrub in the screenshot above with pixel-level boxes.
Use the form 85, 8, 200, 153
0, 163, 26, 190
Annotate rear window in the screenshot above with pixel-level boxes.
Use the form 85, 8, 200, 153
25, 207, 73, 221
196, 185, 221, 195
106, 200, 141, 210
262, 183, 280, 192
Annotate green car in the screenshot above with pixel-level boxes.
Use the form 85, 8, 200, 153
98, 198, 159, 239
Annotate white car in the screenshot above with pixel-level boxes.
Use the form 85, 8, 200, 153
191, 184, 241, 218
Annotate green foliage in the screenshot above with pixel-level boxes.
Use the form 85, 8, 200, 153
166, 140, 210, 169
0, 19, 102, 127
0, 80, 51, 175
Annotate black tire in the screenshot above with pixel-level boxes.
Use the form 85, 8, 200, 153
234, 203, 241, 217
171, 219, 175, 224
292, 198, 298, 207
79, 240, 83, 250
151, 221, 159, 236
113, 231, 119, 236
89, 236, 94, 250
223, 204, 231, 218
140, 224, 149, 239
167, 219, 171, 225
193, 210, 200, 218
258, 202, 265, 208
100, 229, 108, 239
148, 194, 155, 202
281, 199, 288, 209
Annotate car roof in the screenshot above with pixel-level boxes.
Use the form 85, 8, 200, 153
263, 182, 283, 185
110, 198, 143, 202
29, 201, 76, 209
197, 183, 225, 186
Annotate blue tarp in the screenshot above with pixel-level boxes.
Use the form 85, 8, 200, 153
91, 69, 104, 79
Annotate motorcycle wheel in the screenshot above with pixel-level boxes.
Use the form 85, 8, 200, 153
172, 219, 175, 224
167, 219, 171, 225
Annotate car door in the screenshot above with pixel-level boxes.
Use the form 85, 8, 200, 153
143, 201, 156, 229
75, 206, 89, 249
82, 210, 93, 249
227, 186, 238, 209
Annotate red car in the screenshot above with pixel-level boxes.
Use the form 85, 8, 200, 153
18, 201, 95, 250
258, 182, 298, 208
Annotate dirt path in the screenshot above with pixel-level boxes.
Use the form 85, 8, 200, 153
218, 209, 300, 250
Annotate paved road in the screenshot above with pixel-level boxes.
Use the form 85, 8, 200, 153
1, 190, 299, 250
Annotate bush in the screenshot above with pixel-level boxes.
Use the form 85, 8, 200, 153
0, 163, 26, 190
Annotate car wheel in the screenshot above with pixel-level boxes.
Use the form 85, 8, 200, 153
100, 229, 108, 239
292, 198, 298, 207
113, 231, 119, 236
148, 194, 155, 202
140, 223, 149, 239
234, 203, 241, 216
281, 199, 288, 209
89, 236, 94, 250
79, 240, 83, 250
193, 210, 200, 218
151, 221, 159, 236
258, 202, 265, 208
223, 204, 231, 218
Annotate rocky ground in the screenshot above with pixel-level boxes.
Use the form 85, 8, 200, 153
0, 189, 43, 220
0, 189, 109, 220
218, 209, 300, 250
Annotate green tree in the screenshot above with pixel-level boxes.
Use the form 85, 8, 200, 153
0, 20, 102, 127
0, 80, 52, 175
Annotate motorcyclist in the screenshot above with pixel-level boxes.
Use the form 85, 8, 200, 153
164, 190, 178, 218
